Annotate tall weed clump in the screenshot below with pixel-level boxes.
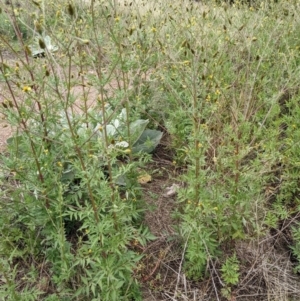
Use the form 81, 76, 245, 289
149, 0, 300, 285
0, 0, 163, 299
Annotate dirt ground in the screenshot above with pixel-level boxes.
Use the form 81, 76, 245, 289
0, 51, 15, 152
0, 116, 13, 152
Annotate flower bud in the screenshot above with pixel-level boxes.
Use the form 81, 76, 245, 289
34, 21, 43, 35
38, 38, 46, 49
67, 3, 74, 16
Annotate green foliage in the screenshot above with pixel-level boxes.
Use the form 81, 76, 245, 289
156, 0, 300, 282
290, 224, 300, 274
221, 254, 240, 286
220, 254, 240, 300
0, 0, 162, 299
0, 4, 29, 40
93, 106, 163, 155
29, 35, 58, 57
2, 0, 300, 299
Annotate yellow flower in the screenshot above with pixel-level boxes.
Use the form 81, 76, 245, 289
22, 86, 32, 92
13, 9, 19, 16
151, 27, 157, 33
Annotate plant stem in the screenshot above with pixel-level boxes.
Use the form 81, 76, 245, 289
0, 52, 48, 206
91, 1, 116, 201
8, 4, 49, 144
192, 55, 201, 202
63, 56, 99, 223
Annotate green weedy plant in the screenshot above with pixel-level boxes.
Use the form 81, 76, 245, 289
154, 0, 300, 282
157, 5, 262, 279
0, 1, 163, 300
0, 2, 30, 41
3, 0, 300, 298
93, 105, 163, 155
275, 96, 300, 274
290, 223, 300, 273
220, 254, 240, 300
290, 224, 300, 274
7, 105, 162, 187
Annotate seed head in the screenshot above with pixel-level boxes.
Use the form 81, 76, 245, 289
38, 38, 46, 49
67, 3, 75, 16
25, 45, 32, 56
34, 20, 43, 35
